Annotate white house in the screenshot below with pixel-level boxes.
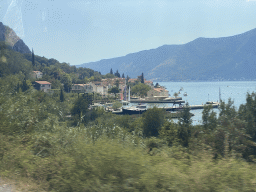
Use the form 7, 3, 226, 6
72, 84, 93, 93
89, 82, 108, 95
31, 71, 43, 79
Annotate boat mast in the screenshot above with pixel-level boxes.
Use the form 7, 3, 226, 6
219, 87, 221, 102
128, 86, 130, 102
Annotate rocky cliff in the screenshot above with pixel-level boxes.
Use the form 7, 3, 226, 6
0, 22, 31, 54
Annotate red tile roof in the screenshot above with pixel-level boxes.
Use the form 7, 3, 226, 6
154, 88, 168, 92
35, 81, 51, 85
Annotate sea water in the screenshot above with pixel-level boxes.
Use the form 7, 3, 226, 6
156, 81, 256, 125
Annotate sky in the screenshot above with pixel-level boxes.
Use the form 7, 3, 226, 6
0, 0, 256, 66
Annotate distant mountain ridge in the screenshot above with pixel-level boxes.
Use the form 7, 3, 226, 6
0, 22, 31, 54
77, 28, 256, 81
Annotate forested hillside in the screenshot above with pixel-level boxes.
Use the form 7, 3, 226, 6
0, 40, 103, 93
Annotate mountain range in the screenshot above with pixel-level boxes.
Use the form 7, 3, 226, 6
0, 22, 31, 54
77, 28, 256, 81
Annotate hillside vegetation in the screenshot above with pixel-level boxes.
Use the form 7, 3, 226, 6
1, 38, 256, 191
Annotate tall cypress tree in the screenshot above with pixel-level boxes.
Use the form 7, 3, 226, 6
60, 88, 64, 102
126, 75, 130, 82
22, 79, 29, 92
115, 70, 120, 78
110, 68, 113, 74
32, 48, 35, 67
141, 73, 144, 83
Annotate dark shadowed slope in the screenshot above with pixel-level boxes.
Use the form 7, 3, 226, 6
0, 22, 31, 54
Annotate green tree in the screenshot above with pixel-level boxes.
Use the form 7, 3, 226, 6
141, 73, 144, 83
218, 99, 237, 127
61, 73, 72, 92
142, 107, 165, 137
108, 87, 119, 95
60, 88, 64, 102
239, 93, 256, 141
22, 78, 29, 92
104, 73, 115, 78
112, 101, 122, 110
126, 75, 130, 82
159, 121, 179, 146
202, 105, 217, 132
71, 95, 90, 122
115, 79, 119, 88
110, 68, 113, 75
122, 73, 125, 78
114, 70, 120, 78
131, 83, 151, 97
178, 103, 192, 147
32, 48, 35, 67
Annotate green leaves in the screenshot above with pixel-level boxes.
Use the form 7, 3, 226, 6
108, 86, 119, 94
131, 83, 151, 97
142, 107, 165, 137
202, 104, 217, 132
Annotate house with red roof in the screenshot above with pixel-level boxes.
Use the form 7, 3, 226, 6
34, 81, 51, 92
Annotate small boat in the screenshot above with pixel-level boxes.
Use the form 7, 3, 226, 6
183, 92, 187, 96
206, 101, 219, 105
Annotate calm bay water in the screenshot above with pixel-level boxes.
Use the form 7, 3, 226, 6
156, 81, 256, 124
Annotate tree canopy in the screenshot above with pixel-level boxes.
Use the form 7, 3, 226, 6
131, 83, 151, 97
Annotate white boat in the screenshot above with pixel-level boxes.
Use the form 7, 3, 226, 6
183, 92, 187, 96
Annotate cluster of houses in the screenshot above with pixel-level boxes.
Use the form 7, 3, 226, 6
31, 71, 169, 98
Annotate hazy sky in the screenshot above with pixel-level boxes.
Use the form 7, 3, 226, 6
0, 0, 256, 65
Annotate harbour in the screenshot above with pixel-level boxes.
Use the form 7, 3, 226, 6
110, 102, 219, 115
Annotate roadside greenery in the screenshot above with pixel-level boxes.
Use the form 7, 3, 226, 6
1, 44, 256, 191
1, 73, 256, 191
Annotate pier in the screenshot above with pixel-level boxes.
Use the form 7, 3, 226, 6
161, 103, 219, 112
130, 99, 185, 104
112, 102, 220, 115
130, 97, 184, 104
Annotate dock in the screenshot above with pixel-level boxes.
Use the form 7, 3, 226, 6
130, 99, 185, 104
161, 103, 219, 112
112, 102, 220, 115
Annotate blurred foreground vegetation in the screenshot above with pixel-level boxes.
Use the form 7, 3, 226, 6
1, 45, 256, 191
1, 75, 256, 191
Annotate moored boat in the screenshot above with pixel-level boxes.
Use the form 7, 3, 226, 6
122, 104, 147, 115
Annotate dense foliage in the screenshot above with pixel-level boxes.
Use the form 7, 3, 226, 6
131, 83, 151, 97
